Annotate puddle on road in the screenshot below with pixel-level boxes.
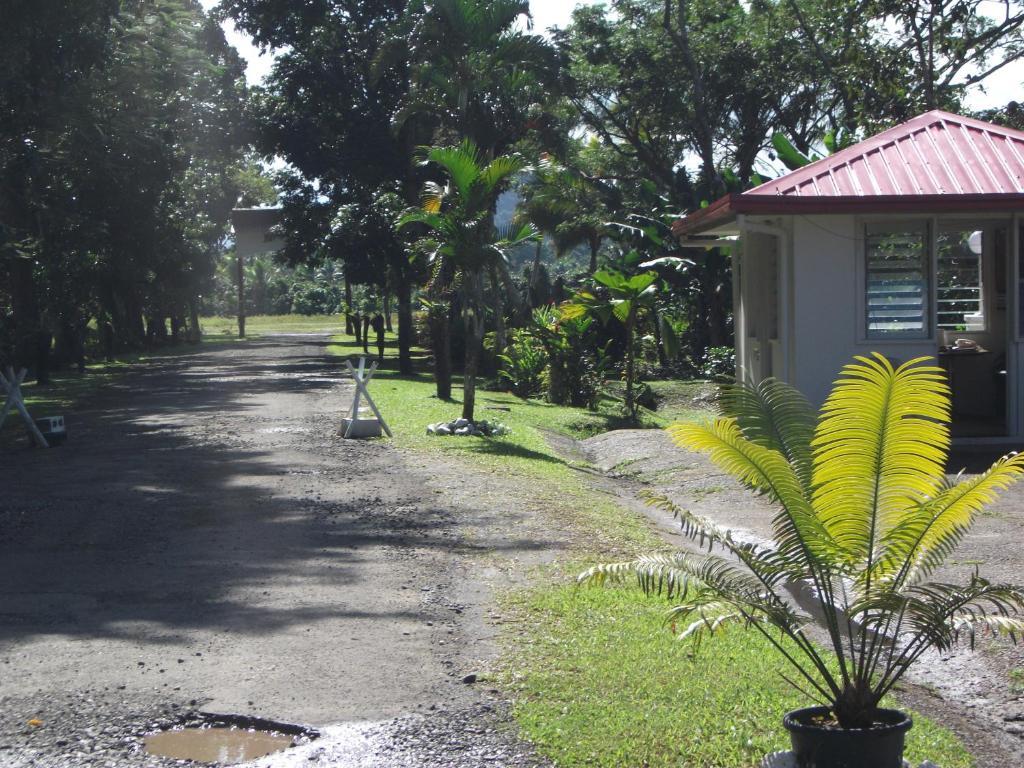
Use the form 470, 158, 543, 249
144, 726, 294, 764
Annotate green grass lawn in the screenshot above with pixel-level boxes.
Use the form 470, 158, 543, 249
200, 313, 348, 337
327, 329, 974, 768
502, 584, 972, 768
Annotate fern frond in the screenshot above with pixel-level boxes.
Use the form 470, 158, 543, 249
641, 491, 734, 552
577, 552, 766, 604
898, 578, 1024, 652
951, 614, 1024, 649
642, 492, 798, 585
672, 605, 744, 650
811, 354, 950, 565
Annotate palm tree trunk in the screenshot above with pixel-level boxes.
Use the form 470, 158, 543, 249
383, 293, 393, 332
462, 272, 485, 422
589, 236, 599, 274
652, 307, 668, 368
625, 306, 637, 421
11, 254, 47, 382
431, 308, 452, 400
188, 298, 201, 343
236, 252, 246, 339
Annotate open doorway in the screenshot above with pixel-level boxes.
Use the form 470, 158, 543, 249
937, 223, 1009, 438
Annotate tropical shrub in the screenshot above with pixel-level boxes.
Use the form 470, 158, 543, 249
562, 268, 660, 420
580, 354, 1024, 729
527, 306, 608, 409
496, 329, 547, 398
398, 140, 538, 422
701, 345, 735, 379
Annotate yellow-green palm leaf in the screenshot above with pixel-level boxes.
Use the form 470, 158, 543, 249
811, 353, 950, 565
878, 452, 1024, 585
669, 418, 834, 565
584, 354, 1024, 728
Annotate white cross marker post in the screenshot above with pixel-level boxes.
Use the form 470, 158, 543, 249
0, 367, 49, 448
341, 356, 392, 439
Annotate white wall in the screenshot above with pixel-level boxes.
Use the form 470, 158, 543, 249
790, 215, 935, 405
234, 223, 285, 258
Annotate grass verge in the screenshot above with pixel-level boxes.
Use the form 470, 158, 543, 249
500, 584, 972, 768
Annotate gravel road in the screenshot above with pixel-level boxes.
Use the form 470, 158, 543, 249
0, 336, 559, 767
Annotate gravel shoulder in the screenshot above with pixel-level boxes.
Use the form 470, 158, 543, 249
576, 427, 1024, 767
0, 335, 562, 767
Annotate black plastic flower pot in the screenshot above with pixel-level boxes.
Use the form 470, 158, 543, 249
783, 706, 912, 768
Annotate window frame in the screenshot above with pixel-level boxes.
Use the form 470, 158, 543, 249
861, 219, 934, 342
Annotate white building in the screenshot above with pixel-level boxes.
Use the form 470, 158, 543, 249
674, 110, 1024, 442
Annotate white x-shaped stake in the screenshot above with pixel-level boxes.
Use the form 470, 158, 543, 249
1, 366, 49, 448
342, 357, 392, 438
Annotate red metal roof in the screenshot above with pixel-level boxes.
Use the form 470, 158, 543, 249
674, 110, 1024, 235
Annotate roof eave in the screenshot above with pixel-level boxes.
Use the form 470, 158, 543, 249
674, 193, 1024, 236
671, 194, 741, 236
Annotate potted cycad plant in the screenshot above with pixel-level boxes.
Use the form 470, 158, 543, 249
580, 354, 1024, 768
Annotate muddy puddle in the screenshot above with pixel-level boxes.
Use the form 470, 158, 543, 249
144, 726, 294, 763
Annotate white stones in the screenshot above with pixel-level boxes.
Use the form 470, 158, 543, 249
425, 419, 510, 438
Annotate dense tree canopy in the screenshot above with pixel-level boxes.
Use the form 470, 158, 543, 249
1, 0, 250, 379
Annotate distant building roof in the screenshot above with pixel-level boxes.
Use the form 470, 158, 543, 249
674, 110, 1024, 235
231, 206, 282, 228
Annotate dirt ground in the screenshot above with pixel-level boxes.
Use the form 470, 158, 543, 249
581, 428, 1024, 767
0, 336, 565, 767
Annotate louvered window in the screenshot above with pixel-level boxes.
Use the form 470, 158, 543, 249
865, 225, 929, 339
936, 230, 983, 331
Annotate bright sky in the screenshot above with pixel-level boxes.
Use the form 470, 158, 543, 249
198, 0, 1022, 110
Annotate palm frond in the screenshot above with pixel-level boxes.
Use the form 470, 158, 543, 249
720, 378, 816, 491
871, 578, 1024, 663
811, 354, 950, 565
879, 452, 1024, 585
423, 141, 482, 197
397, 209, 444, 232
668, 418, 835, 566
577, 551, 766, 604
951, 614, 1024, 648
477, 154, 528, 194
420, 181, 447, 213
670, 604, 745, 649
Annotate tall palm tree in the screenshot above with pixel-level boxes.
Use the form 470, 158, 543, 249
517, 156, 610, 274
375, 0, 558, 155
399, 140, 537, 422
